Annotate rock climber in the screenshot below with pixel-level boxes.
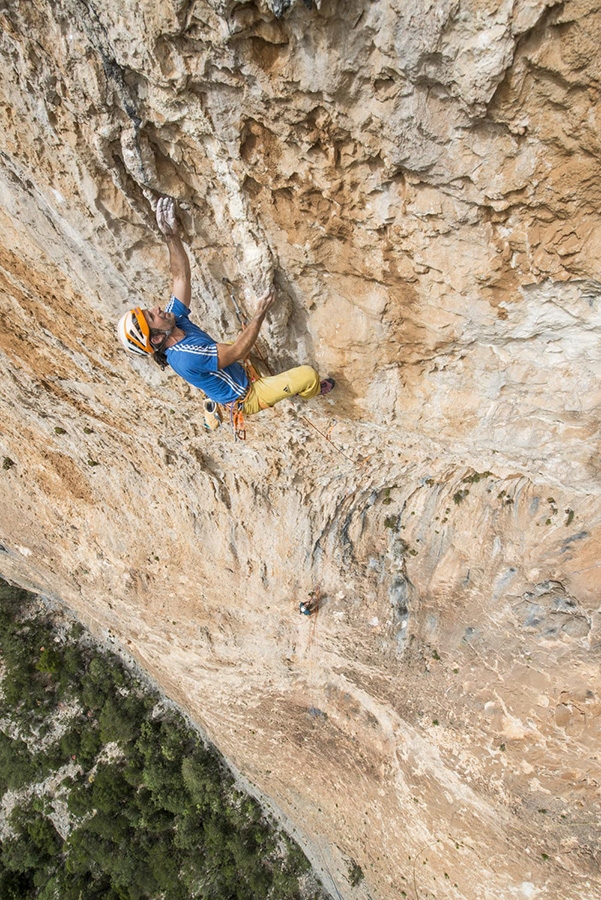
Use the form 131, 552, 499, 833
299, 589, 320, 616
117, 198, 334, 418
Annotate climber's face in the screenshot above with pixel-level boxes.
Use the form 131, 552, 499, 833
143, 307, 176, 333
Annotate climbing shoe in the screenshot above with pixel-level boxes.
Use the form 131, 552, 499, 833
319, 378, 336, 395
203, 399, 222, 431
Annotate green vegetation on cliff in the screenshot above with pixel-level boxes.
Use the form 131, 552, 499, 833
0, 581, 325, 900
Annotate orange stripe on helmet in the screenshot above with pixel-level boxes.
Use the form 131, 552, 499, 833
130, 307, 152, 353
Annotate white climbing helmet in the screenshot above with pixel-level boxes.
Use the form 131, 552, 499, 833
117, 307, 152, 356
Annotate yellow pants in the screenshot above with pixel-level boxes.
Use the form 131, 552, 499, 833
242, 365, 320, 416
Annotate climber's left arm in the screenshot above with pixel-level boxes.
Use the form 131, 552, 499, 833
156, 197, 192, 308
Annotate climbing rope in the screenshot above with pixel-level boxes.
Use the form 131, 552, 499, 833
300, 415, 359, 466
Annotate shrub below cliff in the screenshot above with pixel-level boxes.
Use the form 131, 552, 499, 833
0, 580, 326, 900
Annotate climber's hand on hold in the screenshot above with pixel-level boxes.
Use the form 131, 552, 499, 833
156, 197, 178, 237
254, 284, 277, 320
157, 197, 191, 306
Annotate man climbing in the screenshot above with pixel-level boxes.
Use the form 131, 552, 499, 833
117, 198, 334, 419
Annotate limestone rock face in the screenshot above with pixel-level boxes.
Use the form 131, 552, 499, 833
1, 1, 601, 897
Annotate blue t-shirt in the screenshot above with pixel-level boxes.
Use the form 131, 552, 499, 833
165, 297, 248, 405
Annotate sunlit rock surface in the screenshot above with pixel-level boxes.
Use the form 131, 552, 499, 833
1, 1, 600, 897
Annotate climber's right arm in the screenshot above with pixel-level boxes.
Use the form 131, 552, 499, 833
216, 285, 276, 368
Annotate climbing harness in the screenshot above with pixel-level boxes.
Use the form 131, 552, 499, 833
228, 358, 262, 441
207, 359, 260, 441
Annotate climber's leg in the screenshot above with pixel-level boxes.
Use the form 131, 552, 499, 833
243, 365, 321, 415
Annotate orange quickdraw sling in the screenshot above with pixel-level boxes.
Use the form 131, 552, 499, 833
223, 358, 261, 441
